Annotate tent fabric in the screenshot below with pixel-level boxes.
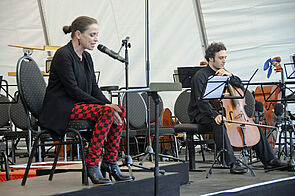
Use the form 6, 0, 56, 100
0, 0, 294, 111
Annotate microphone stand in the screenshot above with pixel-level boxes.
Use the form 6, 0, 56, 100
264, 67, 295, 172
119, 37, 156, 176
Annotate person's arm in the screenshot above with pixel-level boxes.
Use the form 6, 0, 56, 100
192, 73, 220, 119
89, 65, 111, 104
216, 68, 244, 90
53, 50, 106, 104
229, 75, 244, 90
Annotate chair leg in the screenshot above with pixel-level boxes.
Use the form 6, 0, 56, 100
76, 143, 80, 161
49, 141, 62, 181
134, 137, 140, 157
173, 135, 179, 158
68, 129, 88, 186
76, 134, 88, 185
187, 133, 196, 170
21, 133, 42, 186
1, 152, 10, 181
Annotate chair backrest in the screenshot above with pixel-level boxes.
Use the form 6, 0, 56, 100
121, 92, 147, 129
174, 90, 191, 123
0, 94, 10, 128
244, 89, 255, 118
141, 92, 163, 123
9, 93, 36, 130
16, 56, 47, 119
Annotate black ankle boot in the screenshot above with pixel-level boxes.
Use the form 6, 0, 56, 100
87, 164, 112, 185
101, 160, 134, 182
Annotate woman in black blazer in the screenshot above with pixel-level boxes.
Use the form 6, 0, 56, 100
39, 16, 132, 185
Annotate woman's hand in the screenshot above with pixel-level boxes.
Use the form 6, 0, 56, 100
106, 104, 123, 125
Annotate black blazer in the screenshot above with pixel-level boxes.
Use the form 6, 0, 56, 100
39, 41, 111, 136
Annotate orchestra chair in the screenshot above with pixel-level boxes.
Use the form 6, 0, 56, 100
121, 92, 180, 162
173, 89, 215, 171
140, 92, 179, 158
120, 92, 148, 158
2, 93, 37, 164
0, 141, 10, 181
16, 55, 94, 186
0, 94, 13, 163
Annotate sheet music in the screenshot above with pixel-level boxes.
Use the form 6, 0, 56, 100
203, 76, 229, 99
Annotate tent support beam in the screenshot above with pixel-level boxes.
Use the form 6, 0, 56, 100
192, 0, 208, 55
37, 0, 51, 56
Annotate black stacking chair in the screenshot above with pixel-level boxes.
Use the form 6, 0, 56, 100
0, 141, 10, 181
173, 89, 215, 170
16, 56, 93, 186
120, 92, 145, 157
122, 92, 182, 163
0, 94, 11, 134
0, 94, 13, 163
140, 92, 179, 158
2, 93, 36, 163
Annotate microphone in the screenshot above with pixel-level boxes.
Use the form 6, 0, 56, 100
97, 44, 126, 63
123, 36, 130, 42
254, 101, 264, 121
255, 101, 264, 113
274, 103, 284, 123
274, 103, 284, 116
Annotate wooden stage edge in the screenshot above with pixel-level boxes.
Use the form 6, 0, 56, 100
0, 161, 189, 196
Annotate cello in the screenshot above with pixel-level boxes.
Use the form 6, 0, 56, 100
254, 57, 282, 148
216, 85, 261, 148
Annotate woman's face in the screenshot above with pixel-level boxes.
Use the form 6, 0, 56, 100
79, 23, 99, 50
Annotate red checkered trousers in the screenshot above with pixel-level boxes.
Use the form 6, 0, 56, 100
70, 104, 125, 166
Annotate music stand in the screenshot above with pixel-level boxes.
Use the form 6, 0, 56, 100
261, 63, 295, 172
173, 66, 206, 88
284, 55, 295, 79
203, 75, 256, 178
0, 76, 2, 92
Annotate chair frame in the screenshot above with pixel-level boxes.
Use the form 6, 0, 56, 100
174, 89, 215, 170
16, 55, 89, 186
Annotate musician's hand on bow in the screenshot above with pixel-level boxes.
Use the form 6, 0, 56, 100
215, 68, 232, 77
214, 114, 226, 125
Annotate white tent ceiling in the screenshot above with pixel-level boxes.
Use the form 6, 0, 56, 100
0, 0, 295, 111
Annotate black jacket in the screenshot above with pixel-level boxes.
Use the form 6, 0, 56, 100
39, 41, 111, 136
188, 66, 243, 124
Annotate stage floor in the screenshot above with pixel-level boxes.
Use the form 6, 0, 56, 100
180, 152, 295, 195
1, 149, 295, 196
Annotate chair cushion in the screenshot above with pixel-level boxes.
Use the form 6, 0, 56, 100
67, 120, 94, 130
2, 130, 31, 139
136, 127, 175, 136
120, 130, 138, 138
174, 123, 212, 134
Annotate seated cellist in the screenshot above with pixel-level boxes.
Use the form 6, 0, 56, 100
188, 42, 285, 174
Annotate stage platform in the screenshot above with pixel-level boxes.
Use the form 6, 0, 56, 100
0, 161, 188, 196
180, 156, 295, 196
1, 151, 295, 196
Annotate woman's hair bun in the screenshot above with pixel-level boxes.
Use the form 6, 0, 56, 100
62, 25, 72, 34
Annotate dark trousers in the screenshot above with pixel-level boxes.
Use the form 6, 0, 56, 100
70, 104, 125, 166
200, 117, 275, 166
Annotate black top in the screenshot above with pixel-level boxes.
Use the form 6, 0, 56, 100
188, 66, 243, 124
39, 41, 111, 136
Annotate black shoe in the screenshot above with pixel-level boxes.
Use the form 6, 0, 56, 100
230, 161, 247, 174
101, 159, 134, 182
264, 158, 287, 169
87, 164, 112, 185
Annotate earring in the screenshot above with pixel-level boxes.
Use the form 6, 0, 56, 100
78, 39, 81, 45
